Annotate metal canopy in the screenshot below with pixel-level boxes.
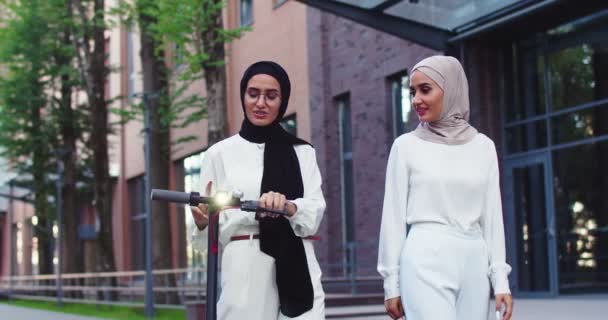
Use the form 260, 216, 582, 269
296, 0, 454, 51
297, 0, 607, 50
335, 0, 522, 31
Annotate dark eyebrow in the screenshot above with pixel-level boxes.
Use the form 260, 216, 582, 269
247, 87, 279, 92
410, 82, 432, 89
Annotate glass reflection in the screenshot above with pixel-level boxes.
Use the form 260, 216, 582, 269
553, 141, 608, 290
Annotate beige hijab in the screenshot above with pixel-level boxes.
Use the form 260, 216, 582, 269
411, 55, 478, 145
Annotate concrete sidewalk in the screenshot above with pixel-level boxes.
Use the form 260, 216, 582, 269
327, 294, 608, 319
0, 303, 105, 320
1, 294, 606, 319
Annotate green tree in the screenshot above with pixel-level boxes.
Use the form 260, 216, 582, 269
151, 0, 249, 145
50, 0, 89, 284
71, 0, 117, 286
0, 0, 95, 283
140, 0, 248, 286
0, 0, 63, 276
110, 0, 248, 286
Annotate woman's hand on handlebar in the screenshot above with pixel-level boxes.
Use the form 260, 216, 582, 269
190, 181, 212, 230
258, 191, 297, 218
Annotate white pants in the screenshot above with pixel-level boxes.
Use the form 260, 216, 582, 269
217, 238, 325, 320
400, 223, 491, 320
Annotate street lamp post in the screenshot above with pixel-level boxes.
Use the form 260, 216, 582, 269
7, 180, 14, 299
56, 158, 64, 307
142, 93, 155, 318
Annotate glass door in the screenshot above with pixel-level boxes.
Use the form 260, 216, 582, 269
504, 153, 559, 296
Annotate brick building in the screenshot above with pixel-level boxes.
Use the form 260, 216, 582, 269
2, 0, 607, 299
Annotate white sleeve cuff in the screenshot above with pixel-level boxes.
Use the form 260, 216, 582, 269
383, 273, 401, 301
284, 199, 313, 237
490, 270, 511, 295
286, 199, 303, 222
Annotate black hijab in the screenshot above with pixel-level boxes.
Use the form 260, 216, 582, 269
238, 61, 314, 317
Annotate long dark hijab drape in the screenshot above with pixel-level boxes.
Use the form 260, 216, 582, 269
238, 61, 314, 317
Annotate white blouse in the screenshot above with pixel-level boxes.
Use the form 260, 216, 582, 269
378, 133, 511, 300
192, 134, 326, 250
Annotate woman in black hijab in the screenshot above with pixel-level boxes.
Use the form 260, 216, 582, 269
190, 61, 326, 320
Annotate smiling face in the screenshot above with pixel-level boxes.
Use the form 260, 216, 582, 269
409, 70, 444, 123
243, 74, 282, 127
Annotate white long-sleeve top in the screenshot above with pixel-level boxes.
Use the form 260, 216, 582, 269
191, 134, 326, 250
378, 133, 511, 300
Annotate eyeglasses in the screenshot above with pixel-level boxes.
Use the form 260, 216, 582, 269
246, 88, 281, 104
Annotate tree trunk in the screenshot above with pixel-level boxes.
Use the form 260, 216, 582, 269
57, 10, 84, 297
33, 141, 52, 277
29, 80, 52, 276
137, 1, 178, 303
74, 0, 117, 299
202, 2, 229, 145
92, 0, 115, 269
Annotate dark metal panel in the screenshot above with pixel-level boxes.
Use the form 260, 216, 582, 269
298, 0, 608, 49
371, 0, 403, 12
449, 0, 559, 42
296, 0, 453, 51
450, 0, 608, 44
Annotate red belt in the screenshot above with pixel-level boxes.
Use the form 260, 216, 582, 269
230, 234, 320, 241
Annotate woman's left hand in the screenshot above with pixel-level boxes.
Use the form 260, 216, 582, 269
259, 191, 297, 218
495, 293, 513, 320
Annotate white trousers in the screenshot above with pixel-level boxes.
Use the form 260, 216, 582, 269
217, 238, 325, 320
400, 223, 491, 320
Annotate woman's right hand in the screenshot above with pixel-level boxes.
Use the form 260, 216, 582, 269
385, 297, 405, 320
191, 203, 209, 230
190, 181, 212, 230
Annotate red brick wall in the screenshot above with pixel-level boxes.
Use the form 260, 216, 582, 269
307, 8, 438, 276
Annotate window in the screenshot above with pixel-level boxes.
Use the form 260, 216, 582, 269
15, 222, 22, 266
31, 235, 38, 275
0, 217, 3, 272
547, 44, 605, 112
104, 37, 111, 100
240, 0, 253, 27
274, 0, 287, 8
128, 176, 146, 270
127, 31, 135, 103
337, 94, 356, 275
280, 113, 297, 136
506, 17, 608, 154
553, 140, 608, 290
388, 71, 417, 139
183, 151, 206, 271
173, 43, 184, 71
506, 120, 548, 153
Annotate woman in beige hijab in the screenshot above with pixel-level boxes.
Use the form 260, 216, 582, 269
377, 56, 513, 320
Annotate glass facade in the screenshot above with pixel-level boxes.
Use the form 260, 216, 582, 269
335, 0, 522, 30
510, 162, 551, 292
504, 14, 608, 293
553, 141, 608, 290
